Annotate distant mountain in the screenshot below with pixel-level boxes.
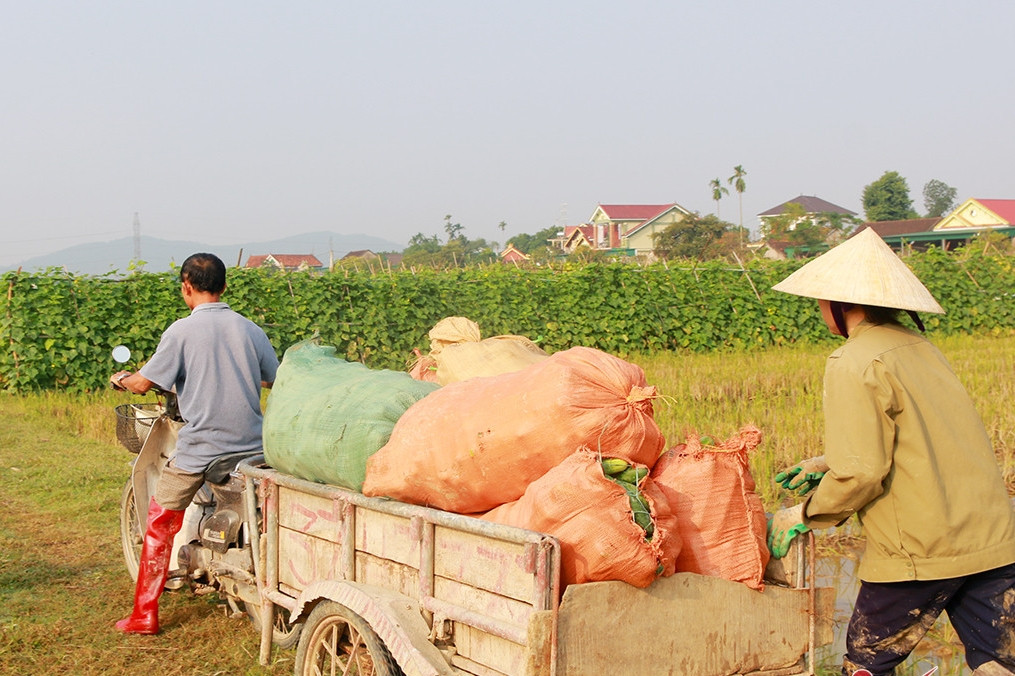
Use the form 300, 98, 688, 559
1, 231, 406, 276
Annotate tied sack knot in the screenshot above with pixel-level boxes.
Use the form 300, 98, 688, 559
626, 385, 658, 410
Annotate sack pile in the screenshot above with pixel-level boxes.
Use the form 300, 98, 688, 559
266, 323, 771, 592
364, 345, 664, 513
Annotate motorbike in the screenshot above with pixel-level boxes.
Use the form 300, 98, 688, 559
111, 345, 300, 647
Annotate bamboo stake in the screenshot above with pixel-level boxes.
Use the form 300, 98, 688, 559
6, 271, 20, 375
732, 251, 763, 302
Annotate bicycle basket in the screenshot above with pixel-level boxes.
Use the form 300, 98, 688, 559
115, 403, 163, 453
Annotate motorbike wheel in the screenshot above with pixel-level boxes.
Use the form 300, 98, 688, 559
294, 601, 404, 676
119, 479, 143, 582
244, 600, 302, 650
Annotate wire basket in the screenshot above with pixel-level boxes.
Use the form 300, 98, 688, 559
115, 403, 163, 453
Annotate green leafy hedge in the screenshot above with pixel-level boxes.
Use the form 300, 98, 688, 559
3, 250, 1014, 392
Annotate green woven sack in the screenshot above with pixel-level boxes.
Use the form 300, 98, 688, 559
263, 339, 440, 491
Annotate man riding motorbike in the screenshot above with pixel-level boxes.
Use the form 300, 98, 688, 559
110, 252, 279, 635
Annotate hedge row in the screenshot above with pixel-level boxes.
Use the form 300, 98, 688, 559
2, 248, 1013, 392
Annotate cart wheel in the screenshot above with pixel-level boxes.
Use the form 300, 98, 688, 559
244, 600, 302, 650
294, 601, 404, 676
120, 479, 142, 582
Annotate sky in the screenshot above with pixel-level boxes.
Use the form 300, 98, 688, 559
2, 1, 1013, 267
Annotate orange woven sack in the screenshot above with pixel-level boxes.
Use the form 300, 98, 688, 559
363, 346, 664, 513
651, 426, 770, 591
481, 447, 681, 588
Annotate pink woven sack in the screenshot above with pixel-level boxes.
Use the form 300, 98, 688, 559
651, 426, 770, 591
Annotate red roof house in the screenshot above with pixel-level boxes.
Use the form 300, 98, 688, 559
245, 254, 324, 271
499, 243, 531, 263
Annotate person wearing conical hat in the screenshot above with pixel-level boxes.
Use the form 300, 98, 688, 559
767, 229, 1015, 676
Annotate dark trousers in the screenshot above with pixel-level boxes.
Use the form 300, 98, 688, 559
842, 562, 1015, 676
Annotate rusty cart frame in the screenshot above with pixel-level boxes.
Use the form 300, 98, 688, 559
241, 457, 832, 676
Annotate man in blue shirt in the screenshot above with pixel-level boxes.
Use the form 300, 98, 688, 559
110, 252, 279, 635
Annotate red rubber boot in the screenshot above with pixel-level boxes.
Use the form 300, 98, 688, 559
115, 497, 185, 634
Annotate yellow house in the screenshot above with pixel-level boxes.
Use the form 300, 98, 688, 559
935, 198, 1015, 233
588, 203, 691, 256
865, 198, 1015, 250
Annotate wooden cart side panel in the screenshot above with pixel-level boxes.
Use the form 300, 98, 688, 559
355, 550, 421, 600
448, 611, 552, 676
433, 576, 536, 629
278, 486, 345, 543
278, 527, 344, 591
433, 526, 536, 603
555, 574, 834, 676
453, 622, 524, 676
356, 508, 422, 567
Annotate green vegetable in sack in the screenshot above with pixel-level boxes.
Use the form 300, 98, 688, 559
600, 458, 629, 476
618, 481, 654, 540
615, 466, 648, 485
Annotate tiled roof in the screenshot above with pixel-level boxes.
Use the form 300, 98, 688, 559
565, 224, 597, 241
500, 244, 530, 260
245, 255, 269, 267
759, 195, 856, 217
342, 250, 377, 259
598, 204, 676, 221
976, 199, 1015, 224
246, 254, 323, 268
853, 219, 940, 238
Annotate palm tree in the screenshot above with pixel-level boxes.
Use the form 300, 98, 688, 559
709, 178, 729, 218
727, 165, 747, 244
444, 214, 463, 243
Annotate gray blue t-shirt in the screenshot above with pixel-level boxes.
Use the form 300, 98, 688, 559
140, 302, 279, 473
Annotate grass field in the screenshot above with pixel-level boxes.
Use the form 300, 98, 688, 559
1, 333, 1011, 675
0, 392, 293, 675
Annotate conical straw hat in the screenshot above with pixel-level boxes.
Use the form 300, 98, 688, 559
772, 228, 945, 314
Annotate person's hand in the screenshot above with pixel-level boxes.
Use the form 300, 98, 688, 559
110, 371, 131, 391
775, 455, 829, 495
767, 503, 809, 559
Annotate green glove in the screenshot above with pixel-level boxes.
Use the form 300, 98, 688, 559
775, 455, 829, 495
767, 503, 809, 559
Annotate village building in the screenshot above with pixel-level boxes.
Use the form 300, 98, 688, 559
853, 199, 1015, 251
590, 203, 692, 256
553, 203, 692, 257
499, 243, 530, 264
245, 253, 324, 271
342, 249, 403, 268
755, 195, 858, 259
758, 195, 856, 233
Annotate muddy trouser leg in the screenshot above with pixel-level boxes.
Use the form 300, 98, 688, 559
841, 576, 962, 676
944, 562, 1015, 674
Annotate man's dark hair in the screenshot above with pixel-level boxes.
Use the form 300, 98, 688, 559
180, 253, 226, 294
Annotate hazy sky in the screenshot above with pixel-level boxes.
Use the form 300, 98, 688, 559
2, 1, 1012, 266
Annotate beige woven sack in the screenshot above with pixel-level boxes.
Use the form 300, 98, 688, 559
434, 335, 548, 385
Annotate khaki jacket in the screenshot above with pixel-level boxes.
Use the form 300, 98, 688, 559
803, 321, 1015, 582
